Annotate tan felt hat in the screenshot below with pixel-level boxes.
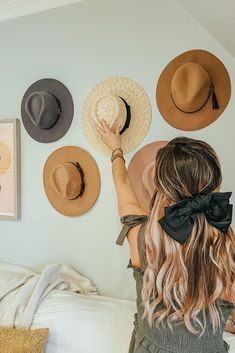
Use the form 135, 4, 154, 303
0, 141, 11, 174
156, 49, 231, 131
127, 141, 168, 213
43, 146, 100, 216
81, 77, 152, 155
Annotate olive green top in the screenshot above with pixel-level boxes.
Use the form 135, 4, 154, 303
117, 215, 233, 353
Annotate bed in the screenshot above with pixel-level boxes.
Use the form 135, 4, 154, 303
32, 290, 235, 353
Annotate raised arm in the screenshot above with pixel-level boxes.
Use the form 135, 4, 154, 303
96, 120, 147, 268
96, 120, 146, 217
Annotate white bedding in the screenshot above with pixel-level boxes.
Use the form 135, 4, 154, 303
0, 263, 96, 328
32, 291, 135, 353
32, 290, 235, 353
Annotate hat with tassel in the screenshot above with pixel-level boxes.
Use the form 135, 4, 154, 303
156, 49, 231, 131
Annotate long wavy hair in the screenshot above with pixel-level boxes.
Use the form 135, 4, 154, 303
142, 137, 235, 335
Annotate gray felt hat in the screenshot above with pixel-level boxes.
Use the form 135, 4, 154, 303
21, 78, 74, 143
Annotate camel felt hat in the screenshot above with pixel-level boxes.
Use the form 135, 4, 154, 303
127, 141, 168, 213
156, 49, 231, 131
21, 78, 74, 143
43, 146, 100, 216
81, 77, 152, 155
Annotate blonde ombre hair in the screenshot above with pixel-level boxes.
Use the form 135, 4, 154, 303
142, 137, 235, 335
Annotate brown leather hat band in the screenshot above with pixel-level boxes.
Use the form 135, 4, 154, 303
70, 162, 85, 199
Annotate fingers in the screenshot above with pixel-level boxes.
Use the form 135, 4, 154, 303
95, 121, 106, 141
115, 125, 120, 136
95, 119, 121, 145
95, 119, 109, 133
101, 119, 112, 133
96, 123, 105, 136
94, 118, 104, 130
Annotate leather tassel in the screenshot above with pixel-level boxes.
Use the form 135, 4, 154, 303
211, 84, 219, 110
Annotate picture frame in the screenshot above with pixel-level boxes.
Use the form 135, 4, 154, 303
0, 118, 20, 220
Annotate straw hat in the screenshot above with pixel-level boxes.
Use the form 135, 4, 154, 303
43, 146, 100, 216
21, 78, 74, 143
156, 49, 231, 131
127, 141, 168, 213
81, 77, 152, 155
0, 142, 11, 174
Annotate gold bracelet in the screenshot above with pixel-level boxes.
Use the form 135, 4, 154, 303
111, 154, 125, 163
111, 148, 123, 157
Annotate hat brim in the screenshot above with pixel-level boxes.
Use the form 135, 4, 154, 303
127, 141, 168, 213
156, 49, 231, 131
43, 146, 100, 216
21, 79, 74, 143
82, 77, 152, 155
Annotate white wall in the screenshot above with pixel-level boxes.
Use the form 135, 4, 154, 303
176, 0, 235, 58
0, 0, 234, 300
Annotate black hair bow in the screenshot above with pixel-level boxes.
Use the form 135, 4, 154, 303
158, 192, 233, 244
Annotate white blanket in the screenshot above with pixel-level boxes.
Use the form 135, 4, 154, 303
0, 262, 97, 328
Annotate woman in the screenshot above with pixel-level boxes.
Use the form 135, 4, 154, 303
96, 120, 235, 353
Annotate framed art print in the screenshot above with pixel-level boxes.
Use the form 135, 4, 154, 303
0, 119, 20, 220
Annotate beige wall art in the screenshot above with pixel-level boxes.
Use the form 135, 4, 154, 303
0, 119, 20, 220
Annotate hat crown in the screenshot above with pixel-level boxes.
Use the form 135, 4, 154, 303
50, 163, 82, 200
142, 160, 155, 198
93, 94, 127, 130
25, 91, 60, 129
171, 63, 211, 113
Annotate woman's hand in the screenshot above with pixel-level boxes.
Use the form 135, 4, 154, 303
96, 120, 121, 152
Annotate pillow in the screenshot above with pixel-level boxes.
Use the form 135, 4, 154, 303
0, 327, 49, 353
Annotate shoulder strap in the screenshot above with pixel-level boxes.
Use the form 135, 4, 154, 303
137, 222, 148, 271
116, 214, 148, 246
